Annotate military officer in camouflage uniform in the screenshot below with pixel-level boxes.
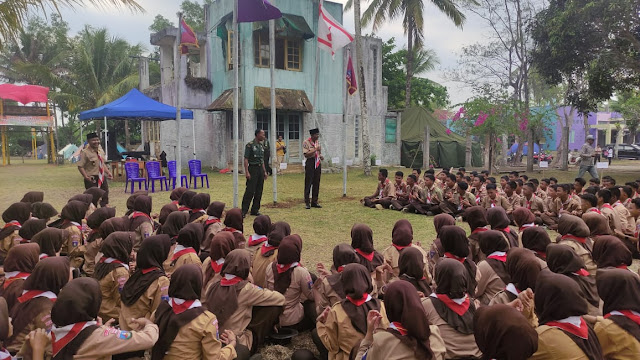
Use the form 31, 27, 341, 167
242, 129, 268, 217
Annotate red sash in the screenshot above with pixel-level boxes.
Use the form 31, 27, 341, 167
171, 248, 197, 262
561, 234, 587, 244
248, 235, 267, 247
276, 263, 297, 274
210, 259, 224, 273
171, 299, 196, 314
444, 252, 466, 263
260, 244, 277, 255
337, 266, 345, 273
534, 251, 547, 259
471, 227, 488, 235
587, 208, 601, 215
604, 310, 640, 326
546, 317, 589, 339
52, 321, 93, 357
392, 243, 412, 251
132, 211, 151, 220
616, 265, 629, 270
346, 293, 370, 306
488, 253, 507, 262
221, 276, 243, 286
572, 268, 590, 276
205, 218, 221, 226
18, 290, 56, 303
601, 204, 613, 211
496, 227, 511, 233
3, 272, 29, 289
355, 248, 374, 261
2, 221, 20, 229
178, 206, 191, 211
62, 220, 82, 232
142, 267, 160, 274
389, 322, 408, 335
435, 294, 470, 315
97, 151, 105, 187
307, 137, 321, 168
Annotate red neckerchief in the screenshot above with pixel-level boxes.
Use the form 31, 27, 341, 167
546, 317, 589, 339
210, 259, 224, 273
561, 234, 587, 244
378, 178, 390, 199
172, 201, 179, 205
586, 207, 601, 214
191, 209, 205, 213
389, 322, 408, 335
488, 253, 507, 262
18, 290, 56, 303
248, 235, 267, 247
525, 194, 535, 209
616, 265, 629, 270
221, 276, 243, 286
624, 198, 632, 206
613, 201, 623, 208
604, 310, 640, 326
171, 299, 196, 314
171, 247, 197, 262
534, 251, 547, 259
142, 267, 159, 274
601, 203, 613, 211
392, 243, 412, 251
496, 227, 511, 233
519, 224, 536, 232
572, 268, 590, 276
346, 293, 370, 306
62, 219, 82, 232
307, 137, 321, 168
337, 266, 345, 273
51, 321, 93, 357
99, 257, 124, 265
131, 211, 151, 220
260, 244, 277, 255
471, 227, 488, 235
39, 253, 49, 260
355, 248, 374, 261
3, 272, 30, 289
444, 252, 466, 263
276, 263, 298, 274
205, 217, 221, 226
0, 347, 10, 360
223, 227, 238, 233
2, 220, 20, 229
178, 206, 191, 211
435, 294, 470, 315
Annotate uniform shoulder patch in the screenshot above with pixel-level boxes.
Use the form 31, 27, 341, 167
117, 330, 133, 340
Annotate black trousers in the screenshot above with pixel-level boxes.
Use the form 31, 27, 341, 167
242, 165, 265, 215
84, 176, 109, 207
304, 158, 321, 205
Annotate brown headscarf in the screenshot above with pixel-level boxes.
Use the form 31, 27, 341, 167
204, 232, 236, 287
464, 206, 488, 232
99, 216, 130, 239
272, 234, 302, 294
431, 214, 455, 259
10, 257, 70, 342
125, 190, 149, 216
2, 243, 40, 311
433, 258, 475, 334
169, 187, 188, 202
350, 224, 384, 272
439, 225, 477, 296
506, 248, 541, 294
129, 195, 153, 231
158, 203, 177, 226
385, 281, 434, 359
31, 202, 58, 220
223, 208, 244, 232
253, 215, 271, 235
85, 207, 116, 243
398, 247, 431, 295
176, 223, 203, 251
512, 207, 535, 228
94, 232, 134, 281
0, 298, 9, 342
582, 212, 611, 237
152, 264, 205, 360
478, 230, 510, 284
521, 226, 551, 259
391, 219, 413, 248
596, 268, 640, 342
557, 214, 591, 238
535, 269, 602, 360
486, 207, 518, 248
0, 202, 31, 241
18, 218, 47, 241
178, 190, 196, 209
546, 244, 600, 308
68, 194, 93, 207
474, 304, 538, 359
60, 200, 88, 224
162, 211, 189, 240
20, 191, 44, 204
205, 249, 251, 327
591, 235, 632, 269
340, 263, 380, 335
188, 193, 210, 223
31, 228, 65, 257
206, 201, 225, 219
260, 221, 290, 258
50, 278, 101, 360
326, 244, 358, 298
120, 235, 171, 306
83, 187, 106, 207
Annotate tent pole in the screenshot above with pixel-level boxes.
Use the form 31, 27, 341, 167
269, 12, 277, 204
176, 12, 183, 187
104, 116, 108, 160
232, 0, 239, 207
192, 117, 196, 159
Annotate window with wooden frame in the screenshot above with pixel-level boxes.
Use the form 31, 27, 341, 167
253, 31, 269, 67
252, 32, 302, 71
285, 39, 302, 71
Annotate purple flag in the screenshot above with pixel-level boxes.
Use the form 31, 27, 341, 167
237, 0, 282, 23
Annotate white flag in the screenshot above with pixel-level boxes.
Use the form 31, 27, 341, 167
317, 0, 354, 58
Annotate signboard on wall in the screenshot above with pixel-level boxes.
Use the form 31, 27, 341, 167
1, 115, 53, 127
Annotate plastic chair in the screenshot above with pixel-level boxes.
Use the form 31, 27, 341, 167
168, 160, 188, 189
124, 162, 148, 193
188, 159, 209, 189
145, 161, 167, 193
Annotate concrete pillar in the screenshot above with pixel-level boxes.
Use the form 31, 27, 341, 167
160, 45, 174, 86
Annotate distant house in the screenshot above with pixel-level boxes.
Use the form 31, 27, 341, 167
146, 0, 399, 169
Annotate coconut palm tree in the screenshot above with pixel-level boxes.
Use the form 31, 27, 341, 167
0, 0, 143, 48
347, 0, 468, 108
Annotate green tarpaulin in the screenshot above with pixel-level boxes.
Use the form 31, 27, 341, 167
400, 107, 483, 168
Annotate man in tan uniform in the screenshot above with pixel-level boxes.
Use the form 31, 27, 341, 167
362, 169, 395, 209
303, 128, 323, 209
77, 133, 113, 207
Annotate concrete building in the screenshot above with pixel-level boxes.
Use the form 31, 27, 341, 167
146, 0, 399, 170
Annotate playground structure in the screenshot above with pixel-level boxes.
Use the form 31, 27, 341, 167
0, 84, 55, 165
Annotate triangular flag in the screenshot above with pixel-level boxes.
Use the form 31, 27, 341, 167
238, 0, 282, 23
318, 0, 354, 58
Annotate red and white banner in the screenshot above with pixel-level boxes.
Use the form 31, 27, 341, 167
317, 0, 354, 57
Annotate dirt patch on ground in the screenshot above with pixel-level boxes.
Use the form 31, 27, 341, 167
264, 198, 306, 209
260, 331, 319, 360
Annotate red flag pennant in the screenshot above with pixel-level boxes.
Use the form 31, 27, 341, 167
346, 55, 357, 95
180, 18, 199, 55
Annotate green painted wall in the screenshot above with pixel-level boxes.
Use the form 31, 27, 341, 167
208, 0, 345, 115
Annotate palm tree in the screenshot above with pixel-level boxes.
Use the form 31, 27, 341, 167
0, 0, 143, 48
347, 0, 468, 108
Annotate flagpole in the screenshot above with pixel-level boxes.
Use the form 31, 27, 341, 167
342, 49, 350, 197
176, 12, 183, 188
269, 6, 277, 204
232, 0, 240, 207
192, 119, 197, 159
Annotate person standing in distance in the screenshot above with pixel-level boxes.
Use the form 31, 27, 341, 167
303, 128, 323, 209
77, 132, 113, 207
242, 129, 268, 218
578, 134, 599, 180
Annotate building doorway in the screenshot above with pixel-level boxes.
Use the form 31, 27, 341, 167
256, 111, 302, 162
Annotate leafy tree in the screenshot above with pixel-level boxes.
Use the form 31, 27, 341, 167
149, 14, 174, 33
149, 1, 212, 33
611, 92, 640, 144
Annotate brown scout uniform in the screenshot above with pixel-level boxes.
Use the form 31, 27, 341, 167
119, 276, 170, 331
316, 302, 389, 360
480, 195, 513, 213
170, 252, 202, 275
251, 249, 277, 288
204, 219, 225, 249
557, 239, 597, 276
382, 244, 431, 282
0, 229, 21, 262
65, 323, 158, 360
613, 202, 635, 234
7, 306, 52, 354
63, 224, 85, 269
422, 297, 483, 359
471, 185, 487, 205
83, 237, 102, 276
489, 290, 539, 327
536, 188, 548, 202
505, 193, 522, 213
219, 282, 285, 349
594, 317, 640, 360
152, 310, 237, 360
265, 265, 314, 327
530, 325, 593, 360
364, 179, 396, 208
314, 277, 343, 315
130, 216, 154, 253
521, 194, 546, 214
601, 205, 623, 233
541, 197, 563, 226
561, 196, 582, 216
355, 325, 446, 360
476, 260, 506, 306
98, 266, 130, 322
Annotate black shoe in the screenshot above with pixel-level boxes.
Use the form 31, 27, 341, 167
250, 212, 262, 216
305, 204, 311, 209
311, 203, 322, 208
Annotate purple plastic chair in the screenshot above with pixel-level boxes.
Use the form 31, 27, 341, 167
145, 161, 167, 193
188, 159, 209, 189
124, 162, 148, 193
168, 160, 188, 189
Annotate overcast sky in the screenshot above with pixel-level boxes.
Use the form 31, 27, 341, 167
49, 0, 489, 106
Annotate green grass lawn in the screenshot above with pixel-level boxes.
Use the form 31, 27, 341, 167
2, 159, 640, 267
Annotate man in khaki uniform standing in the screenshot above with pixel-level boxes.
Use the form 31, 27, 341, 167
303, 128, 323, 209
77, 132, 112, 207
242, 129, 268, 218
